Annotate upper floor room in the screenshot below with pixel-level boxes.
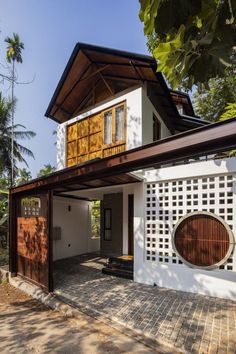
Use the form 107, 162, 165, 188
45, 43, 208, 170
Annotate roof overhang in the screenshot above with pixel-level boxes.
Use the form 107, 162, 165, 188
169, 89, 196, 117
175, 114, 210, 132
11, 118, 236, 196
45, 42, 179, 129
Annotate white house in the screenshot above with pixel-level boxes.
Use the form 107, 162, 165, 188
9, 43, 236, 301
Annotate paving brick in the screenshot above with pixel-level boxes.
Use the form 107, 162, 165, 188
54, 254, 236, 353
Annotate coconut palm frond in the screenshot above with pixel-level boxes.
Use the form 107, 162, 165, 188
14, 143, 35, 159
5, 33, 24, 64
0, 93, 35, 176
14, 130, 36, 140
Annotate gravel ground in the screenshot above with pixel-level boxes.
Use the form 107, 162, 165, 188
0, 283, 167, 354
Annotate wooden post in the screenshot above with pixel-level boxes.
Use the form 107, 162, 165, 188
9, 192, 17, 276
48, 189, 54, 292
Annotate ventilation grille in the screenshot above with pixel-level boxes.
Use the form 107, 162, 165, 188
53, 226, 62, 241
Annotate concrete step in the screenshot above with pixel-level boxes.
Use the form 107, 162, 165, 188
108, 256, 133, 271
102, 267, 133, 280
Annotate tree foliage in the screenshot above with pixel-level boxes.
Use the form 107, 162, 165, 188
91, 200, 101, 238
0, 176, 9, 266
139, 0, 236, 90
16, 168, 32, 185
37, 164, 56, 177
193, 59, 236, 122
5, 33, 24, 64
220, 103, 236, 120
0, 93, 36, 177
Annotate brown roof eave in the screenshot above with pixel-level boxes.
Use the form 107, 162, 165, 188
45, 42, 156, 121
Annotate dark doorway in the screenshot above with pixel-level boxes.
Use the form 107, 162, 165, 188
128, 194, 134, 255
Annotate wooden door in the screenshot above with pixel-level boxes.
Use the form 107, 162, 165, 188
128, 194, 134, 256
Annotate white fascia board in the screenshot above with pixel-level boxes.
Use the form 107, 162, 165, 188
144, 157, 236, 183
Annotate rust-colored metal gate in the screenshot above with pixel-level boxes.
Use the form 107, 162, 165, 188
10, 191, 53, 291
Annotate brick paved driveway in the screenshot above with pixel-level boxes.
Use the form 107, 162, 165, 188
54, 254, 236, 354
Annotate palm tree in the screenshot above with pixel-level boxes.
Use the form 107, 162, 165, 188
0, 93, 35, 179
37, 164, 56, 177
16, 168, 32, 185
5, 33, 24, 186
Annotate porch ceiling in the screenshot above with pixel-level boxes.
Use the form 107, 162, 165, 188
52, 172, 142, 195
45, 42, 179, 130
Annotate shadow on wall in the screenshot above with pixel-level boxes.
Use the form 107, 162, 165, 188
56, 125, 66, 170
127, 111, 142, 149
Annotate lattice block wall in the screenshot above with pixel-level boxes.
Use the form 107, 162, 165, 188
145, 174, 236, 271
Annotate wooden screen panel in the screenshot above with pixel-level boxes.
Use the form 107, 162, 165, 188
90, 132, 102, 152
89, 150, 102, 160
78, 154, 89, 164
90, 113, 101, 134
78, 119, 89, 138
174, 213, 231, 267
78, 136, 89, 155
67, 141, 77, 159
67, 123, 77, 142
66, 102, 126, 167
67, 158, 77, 167
103, 143, 126, 158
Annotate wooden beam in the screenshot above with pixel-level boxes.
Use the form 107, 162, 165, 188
10, 118, 236, 195
130, 61, 144, 82
48, 190, 53, 292
9, 193, 17, 275
53, 193, 90, 201
99, 72, 114, 95
92, 61, 153, 68
72, 77, 101, 115
103, 74, 145, 83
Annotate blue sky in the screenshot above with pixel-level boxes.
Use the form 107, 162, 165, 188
0, 0, 148, 177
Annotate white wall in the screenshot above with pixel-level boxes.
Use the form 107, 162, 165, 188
142, 84, 171, 145
134, 157, 236, 300
133, 183, 145, 278
56, 85, 143, 170
122, 184, 136, 255
53, 197, 100, 261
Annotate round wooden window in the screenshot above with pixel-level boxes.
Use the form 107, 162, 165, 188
173, 211, 234, 269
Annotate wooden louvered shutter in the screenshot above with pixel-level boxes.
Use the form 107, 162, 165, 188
174, 212, 233, 268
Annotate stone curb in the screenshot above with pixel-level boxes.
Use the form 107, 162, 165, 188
9, 276, 185, 354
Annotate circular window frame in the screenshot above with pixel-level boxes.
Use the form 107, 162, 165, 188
172, 211, 235, 270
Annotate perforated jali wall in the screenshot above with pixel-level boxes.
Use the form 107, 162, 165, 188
145, 174, 236, 271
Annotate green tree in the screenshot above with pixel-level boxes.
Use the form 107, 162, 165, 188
0, 176, 9, 266
220, 103, 236, 120
0, 93, 35, 179
16, 168, 32, 185
91, 200, 101, 238
5, 33, 24, 185
193, 62, 236, 122
37, 164, 56, 177
139, 0, 236, 90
